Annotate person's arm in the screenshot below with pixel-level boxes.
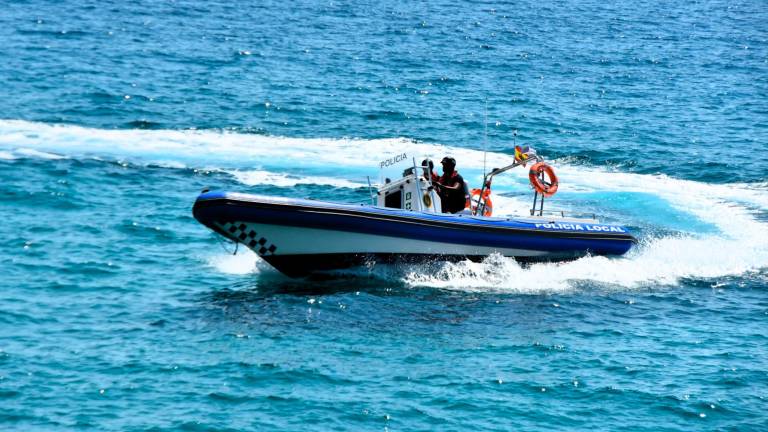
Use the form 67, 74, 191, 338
438, 179, 462, 190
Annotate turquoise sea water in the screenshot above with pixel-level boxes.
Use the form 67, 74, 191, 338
1, 0, 767, 430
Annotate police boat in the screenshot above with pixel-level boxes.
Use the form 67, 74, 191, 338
193, 148, 636, 277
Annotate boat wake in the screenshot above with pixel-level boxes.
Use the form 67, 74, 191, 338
401, 231, 767, 293
403, 169, 768, 293
205, 195, 767, 293
3, 120, 767, 292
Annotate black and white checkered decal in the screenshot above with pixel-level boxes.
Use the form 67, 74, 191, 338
215, 221, 277, 256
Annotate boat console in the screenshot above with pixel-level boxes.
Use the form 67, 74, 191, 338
375, 166, 442, 213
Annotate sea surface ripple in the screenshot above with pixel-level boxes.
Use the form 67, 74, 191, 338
1, 0, 767, 430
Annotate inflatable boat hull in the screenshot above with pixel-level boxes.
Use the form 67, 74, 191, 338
193, 191, 635, 277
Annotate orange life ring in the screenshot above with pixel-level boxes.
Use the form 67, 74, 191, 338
528, 162, 558, 197
467, 188, 493, 216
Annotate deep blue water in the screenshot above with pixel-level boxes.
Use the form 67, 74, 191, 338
1, 0, 768, 430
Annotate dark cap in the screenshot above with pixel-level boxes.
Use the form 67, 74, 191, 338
440, 156, 456, 166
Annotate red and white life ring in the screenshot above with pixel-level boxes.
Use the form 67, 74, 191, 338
466, 188, 493, 217
528, 162, 559, 197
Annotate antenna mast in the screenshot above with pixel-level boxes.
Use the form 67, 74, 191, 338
483, 98, 488, 178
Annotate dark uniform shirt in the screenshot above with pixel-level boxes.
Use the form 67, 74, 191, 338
438, 171, 467, 213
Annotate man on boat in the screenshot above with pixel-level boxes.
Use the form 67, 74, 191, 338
421, 159, 439, 182
434, 156, 469, 213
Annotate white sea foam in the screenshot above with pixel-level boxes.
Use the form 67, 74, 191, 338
229, 169, 365, 188
14, 148, 67, 160
404, 231, 767, 293
206, 249, 262, 275
484, 194, 533, 217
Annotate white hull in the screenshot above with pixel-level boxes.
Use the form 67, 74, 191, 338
214, 220, 548, 257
